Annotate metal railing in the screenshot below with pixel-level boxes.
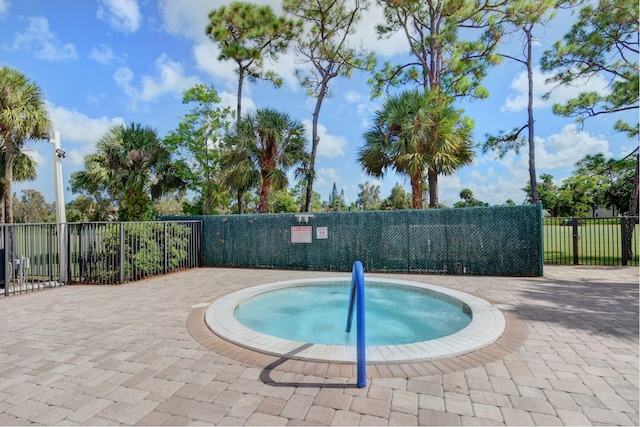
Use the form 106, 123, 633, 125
543, 217, 639, 266
67, 220, 202, 285
1, 220, 202, 296
0, 223, 63, 296
346, 260, 366, 388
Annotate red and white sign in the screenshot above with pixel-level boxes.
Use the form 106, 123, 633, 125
291, 226, 312, 243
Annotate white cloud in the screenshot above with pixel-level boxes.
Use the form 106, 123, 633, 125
0, 0, 9, 19
441, 124, 613, 206
114, 66, 136, 97
345, 90, 363, 103
502, 67, 611, 113
193, 42, 238, 89
88, 44, 124, 65
159, 0, 282, 40
12, 17, 77, 61
534, 124, 611, 169
219, 91, 256, 118
114, 53, 201, 107
263, 49, 299, 90
97, 0, 141, 33
302, 119, 347, 158
315, 167, 342, 186
159, 0, 215, 40
47, 102, 125, 165
351, 3, 408, 59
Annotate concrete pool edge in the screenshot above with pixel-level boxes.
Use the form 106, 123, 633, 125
204, 277, 507, 364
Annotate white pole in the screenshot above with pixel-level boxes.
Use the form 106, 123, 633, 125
50, 131, 67, 283
51, 131, 66, 224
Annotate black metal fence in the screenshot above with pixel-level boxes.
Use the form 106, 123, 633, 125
1, 220, 202, 296
543, 217, 639, 266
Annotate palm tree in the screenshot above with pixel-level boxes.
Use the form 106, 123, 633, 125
0, 66, 51, 224
0, 149, 38, 217
220, 139, 261, 214
358, 89, 474, 208
221, 109, 307, 213
71, 122, 184, 221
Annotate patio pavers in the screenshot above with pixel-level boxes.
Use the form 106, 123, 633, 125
0, 265, 637, 426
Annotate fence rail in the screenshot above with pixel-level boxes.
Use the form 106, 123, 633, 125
1, 220, 202, 296
543, 217, 639, 266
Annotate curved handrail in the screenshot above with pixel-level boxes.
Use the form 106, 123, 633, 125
346, 260, 366, 388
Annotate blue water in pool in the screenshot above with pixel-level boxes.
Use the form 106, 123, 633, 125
234, 282, 472, 346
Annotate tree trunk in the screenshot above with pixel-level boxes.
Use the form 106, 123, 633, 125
623, 153, 639, 261
526, 27, 538, 205
236, 67, 244, 125
259, 176, 270, 213
237, 189, 243, 215
410, 173, 423, 209
304, 84, 327, 212
427, 168, 438, 208
236, 67, 245, 215
4, 138, 14, 225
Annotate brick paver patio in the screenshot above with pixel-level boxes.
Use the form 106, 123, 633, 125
0, 265, 637, 426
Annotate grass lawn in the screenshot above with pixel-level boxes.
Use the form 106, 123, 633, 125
543, 221, 639, 266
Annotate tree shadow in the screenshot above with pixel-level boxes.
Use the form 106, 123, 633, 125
259, 344, 360, 388
513, 275, 639, 337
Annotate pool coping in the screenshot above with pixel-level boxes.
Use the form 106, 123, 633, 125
204, 277, 506, 364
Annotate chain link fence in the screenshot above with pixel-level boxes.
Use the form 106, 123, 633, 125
167, 204, 543, 276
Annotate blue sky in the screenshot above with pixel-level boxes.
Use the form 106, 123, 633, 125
0, 0, 636, 209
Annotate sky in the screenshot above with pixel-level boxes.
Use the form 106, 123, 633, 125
0, 0, 636, 210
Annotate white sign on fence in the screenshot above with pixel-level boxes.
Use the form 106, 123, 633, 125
316, 227, 328, 239
291, 226, 312, 243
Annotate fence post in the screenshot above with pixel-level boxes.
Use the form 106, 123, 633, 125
621, 217, 628, 266
572, 218, 579, 265
3, 226, 8, 296
48, 224, 54, 283
119, 223, 125, 283
164, 222, 168, 275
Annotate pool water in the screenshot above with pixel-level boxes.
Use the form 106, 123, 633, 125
234, 282, 472, 346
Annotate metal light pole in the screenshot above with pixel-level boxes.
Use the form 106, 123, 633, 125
48, 131, 68, 282
50, 131, 66, 224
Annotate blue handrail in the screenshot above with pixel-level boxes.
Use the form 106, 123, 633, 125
346, 260, 366, 388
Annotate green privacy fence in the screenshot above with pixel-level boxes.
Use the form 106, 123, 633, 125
166, 204, 543, 276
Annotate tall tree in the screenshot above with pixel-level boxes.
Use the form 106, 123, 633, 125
292, 180, 322, 211
541, 0, 638, 257
206, 2, 301, 123
572, 152, 638, 216
165, 84, 231, 215
356, 181, 381, 210
0, 66, 51, 224
370, 0, 505, 99
71, 123, 184, 221
0, 148, 38, 220
380, 183, 411, 210
358, 89, 474, 208
13, 189, 54, 223
453, 188, 489, 207
482, 0, 559, 205
65, 194, 115, 222
541, 0, 638, 138
206, 2, 301, 214
283, 0, 375, 212
221, 109, 308, 213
